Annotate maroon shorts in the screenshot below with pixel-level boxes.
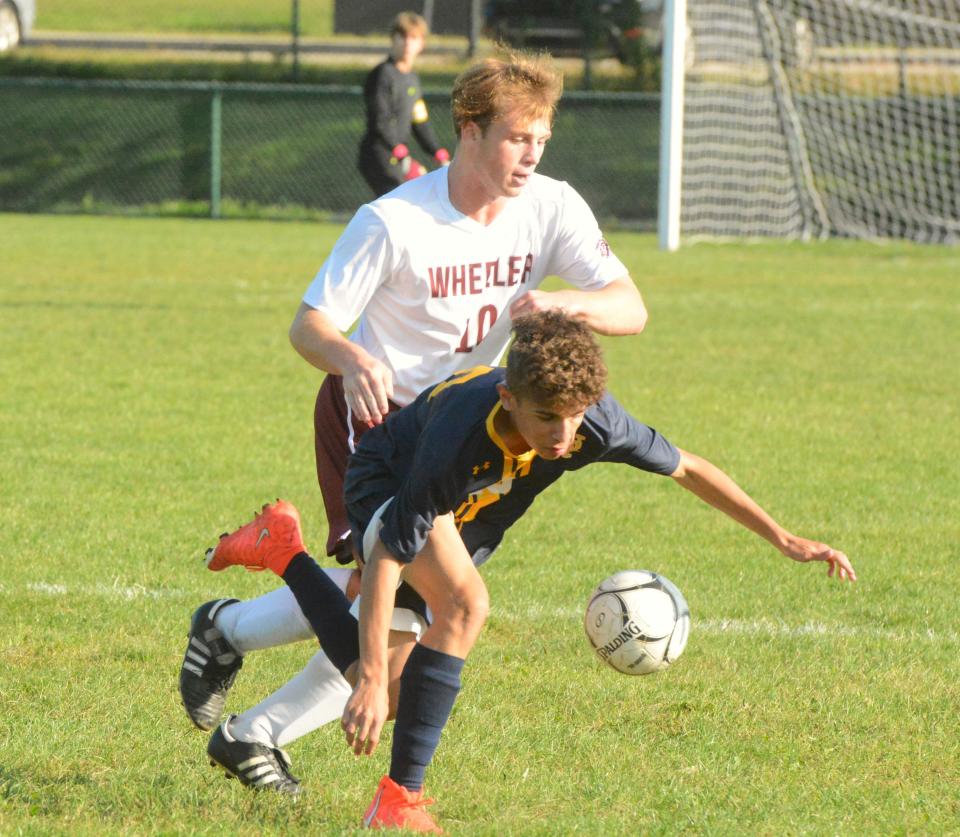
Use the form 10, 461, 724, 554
313, 374, 399, 561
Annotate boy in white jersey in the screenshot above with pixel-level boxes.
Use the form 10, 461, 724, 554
179, 51, 648, 778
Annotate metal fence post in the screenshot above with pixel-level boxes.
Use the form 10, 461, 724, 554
467, 0, 480, 56
210, 88, 222, 219
291, 0, 301, 82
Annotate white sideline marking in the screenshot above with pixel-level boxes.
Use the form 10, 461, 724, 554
7, 588, 958, 646
23, 581, 185, 601
697, 617, 960, 645
495, 605, 960, 645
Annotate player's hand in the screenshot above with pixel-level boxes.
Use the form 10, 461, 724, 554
405, 159, 427, 181
509, 289, 578, 320
342, 355, 394, 427
345, 566, 363, 602
434, 148, 451, 166
781, 536, 857, 582
390, 143, 410, 162
342, 675, 390, 756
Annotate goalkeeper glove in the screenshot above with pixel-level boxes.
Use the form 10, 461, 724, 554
404, 159, 427, 181
434, 148, 451, 166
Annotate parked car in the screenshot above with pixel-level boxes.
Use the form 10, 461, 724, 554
485, 0, 662, 63
0, 0, 34, 52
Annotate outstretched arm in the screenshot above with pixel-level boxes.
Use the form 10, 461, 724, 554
670, 449, 857, 581
508, 276, 647, 336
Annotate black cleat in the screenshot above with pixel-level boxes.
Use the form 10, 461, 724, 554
207, 716, 301, 795
179, 598, 243, 731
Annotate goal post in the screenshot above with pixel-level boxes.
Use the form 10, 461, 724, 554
657, 0, 960, 247
657, 0, 687, 251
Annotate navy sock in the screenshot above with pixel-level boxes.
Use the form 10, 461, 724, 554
390, 644, 464, 792
281, 552, 359, 675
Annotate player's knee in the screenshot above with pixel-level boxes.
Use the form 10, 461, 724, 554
440, 584, 489, 639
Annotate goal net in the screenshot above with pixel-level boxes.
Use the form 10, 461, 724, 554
661, 0, 960, 245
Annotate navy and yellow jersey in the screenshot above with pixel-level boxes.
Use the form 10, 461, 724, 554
343, 366, 681, 566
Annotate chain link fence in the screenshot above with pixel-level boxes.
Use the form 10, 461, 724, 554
0, 77, 659, 226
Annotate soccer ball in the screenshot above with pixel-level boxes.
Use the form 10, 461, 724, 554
583, 570, 690, 675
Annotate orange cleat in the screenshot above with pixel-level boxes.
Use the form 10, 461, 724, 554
362, 776, 442, 833
205, 500, 305, 577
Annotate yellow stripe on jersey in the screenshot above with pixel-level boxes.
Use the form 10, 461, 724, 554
485, 401, 534, 472
454, 402, 536, 527
455, 486, 502, 526
428, 366, 493, 401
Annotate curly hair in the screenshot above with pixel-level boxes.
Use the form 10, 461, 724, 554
506, 311, 607, 410
451, 50, 563, 137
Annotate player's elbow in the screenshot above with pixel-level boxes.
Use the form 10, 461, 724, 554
288, 321, 301, 353
288, 302, 318, 356
626, 302, 648, 335
669, 448, 695, 482
597, 303, 647, 336
288, 308, 306, 351
622, 281, 648, 334
596, 278, 647, 335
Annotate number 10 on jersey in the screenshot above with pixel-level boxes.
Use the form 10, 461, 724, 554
455, 305, 498, 353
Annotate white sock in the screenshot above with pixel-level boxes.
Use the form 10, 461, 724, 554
228, 649, 351, 748
213, 567, 354, 654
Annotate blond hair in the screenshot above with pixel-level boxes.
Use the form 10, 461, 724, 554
391, 11, 428, 38
452, 50, 563, 136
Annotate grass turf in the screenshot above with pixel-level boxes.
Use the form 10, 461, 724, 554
1, 212, 958, 834
34, 0, 336, 38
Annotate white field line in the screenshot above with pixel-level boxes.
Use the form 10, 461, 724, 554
697, 617, 960, 645
3, 585, 957, 646
494, 604, 960, 645
16, 580, 186, 601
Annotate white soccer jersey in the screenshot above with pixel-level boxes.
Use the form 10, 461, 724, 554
302, 167, 629, 406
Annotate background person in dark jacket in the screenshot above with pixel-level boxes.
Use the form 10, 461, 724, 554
358, 12, 450, 197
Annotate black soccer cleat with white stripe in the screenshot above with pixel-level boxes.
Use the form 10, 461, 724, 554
207, 716, 301, 796
179, 598, 243, 731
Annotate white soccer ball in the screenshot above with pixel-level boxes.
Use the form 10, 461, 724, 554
584, 570, 690, 675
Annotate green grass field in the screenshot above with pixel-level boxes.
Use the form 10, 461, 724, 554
36, 0, 335, 38
1, 212, 958, 835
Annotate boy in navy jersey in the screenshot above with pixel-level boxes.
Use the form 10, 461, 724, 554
206, 311, 855, 831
